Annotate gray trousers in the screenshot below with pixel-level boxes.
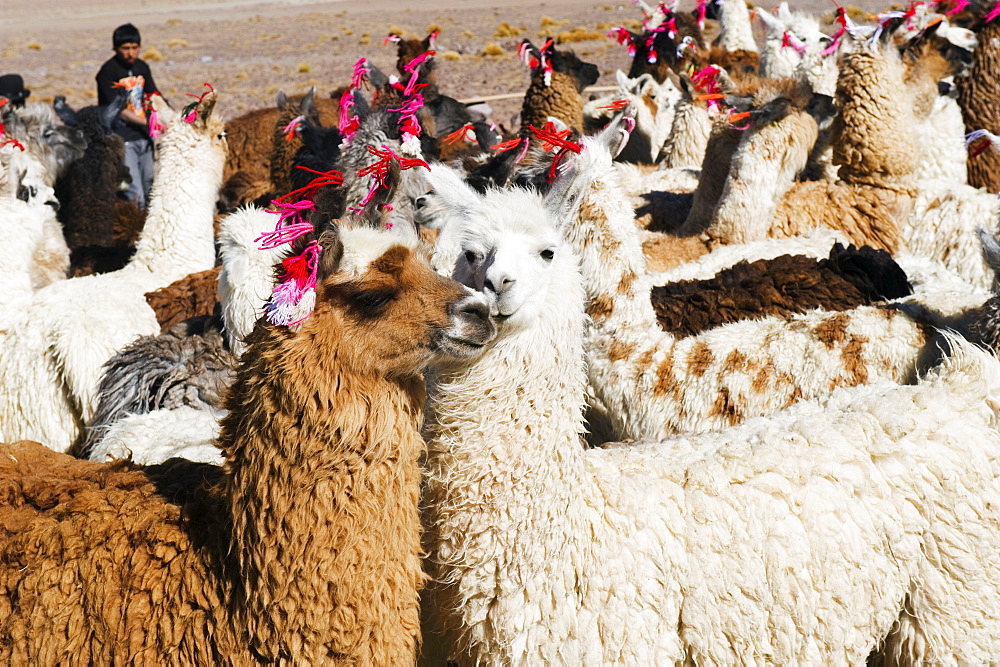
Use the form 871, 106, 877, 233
123, 138, 154, 208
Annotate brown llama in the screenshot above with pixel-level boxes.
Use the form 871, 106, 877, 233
0, 220, 495, 664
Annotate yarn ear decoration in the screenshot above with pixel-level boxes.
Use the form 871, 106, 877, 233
696, 0, 708, 29
143, 92, 167, 138
350, 58, 371, 90
490, 136, 531, 165
939, 0, 969, 14
1, 138, 25, 151
256, 199, 317, 249
181, 83, 216, 124
966, 129, 996, 159
264, 241, 322, 327
529, 122, 584, 184
351, 144, 430, 218
283, 115, 305, 142
987, 0, 1000, 22
277, 167, 345, 203
597, 99, 632, 112
384, 33, 402, 45
609, 28, 638, 57
443, 123, 477, 145
338, 88, 361, 144
782, 31, 808, 53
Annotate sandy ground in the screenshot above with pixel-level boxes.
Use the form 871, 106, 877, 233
3, 0, 889, 128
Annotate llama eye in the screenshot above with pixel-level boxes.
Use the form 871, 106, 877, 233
540, 249, 555, 261
464, 250, 480, 265
354, 290, 396, 312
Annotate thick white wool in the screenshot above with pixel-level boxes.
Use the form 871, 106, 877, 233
88, 406, 223, 465
0, 102, 226, 453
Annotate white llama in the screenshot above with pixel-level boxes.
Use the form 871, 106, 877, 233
0, 91, 227, 452
420, 157, 1000, 663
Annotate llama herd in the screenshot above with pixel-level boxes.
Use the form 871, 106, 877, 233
2, 0, 1000, 663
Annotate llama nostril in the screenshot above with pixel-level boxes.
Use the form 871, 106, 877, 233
415, 195, 428, 210
484, 275, 514, 295
460, 298, 490, 324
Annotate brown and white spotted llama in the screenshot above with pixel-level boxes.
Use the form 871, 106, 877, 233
562, 105, 962, 441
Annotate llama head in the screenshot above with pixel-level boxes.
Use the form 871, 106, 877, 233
0, 146, 57, 211
900, 17, 975, 117
302, 221, 495, 375
966, 226, 1000, 354
423, 153, 595, 336
583, 71, 679, 163
1, 102, 86, 185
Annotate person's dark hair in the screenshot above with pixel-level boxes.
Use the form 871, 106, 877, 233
113, 23, 141, 49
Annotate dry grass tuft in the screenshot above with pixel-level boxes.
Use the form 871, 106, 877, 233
441, 50, 462, 61
167, 38, 188, 48
495, 22, 522, 38
557, 27, 605, 42
143, 47, 163, 62
482, 43, 506, 57
297, 62, 311, 73
27, 41, 42, 51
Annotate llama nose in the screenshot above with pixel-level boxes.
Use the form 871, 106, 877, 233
483, 272, 515, 295
415, 195, 429, 210
452, 294, 491, 325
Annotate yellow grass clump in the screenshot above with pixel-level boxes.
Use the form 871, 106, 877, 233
142, 47, 163, 62
557, 27, 605, 42
167, 38, 188, 48
441, 50, 462, 61
482, 43, 506, 57
27, 41, 42, 51
495, 22, 522, 38
298, 62, 311, 73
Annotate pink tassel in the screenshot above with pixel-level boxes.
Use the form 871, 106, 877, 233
384, 33, 401, 45
987, 0, 1000, 22
264, 242, 322, 326
338, 89, 360, 143
350, 58, 370, 89
283, 115, 305, 141
696, 0, 707, 29
256, 199, 316, 249
354, 145, 430, 213
782, 31, 807, 53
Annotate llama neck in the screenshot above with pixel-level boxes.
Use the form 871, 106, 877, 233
913, 95, 967, 187
220, 319, 425, 663
520, 72, 585, 133
120, 124, 222, 287
661, 98, 711, 169
704, 112, 817, 244
424, 280, 591, 657
833, 51, 917, 185
717, 0, 758, 53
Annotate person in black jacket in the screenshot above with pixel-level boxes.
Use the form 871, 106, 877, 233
96, 23, 162, 208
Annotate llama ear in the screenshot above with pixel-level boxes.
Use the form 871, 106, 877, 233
276, 90, 289, 109
978, 226, 1000, 294
596, 103, 636, 158
754, 7, 784, 35
544, 157, 590, 232
366, 63, 389, 90
302, 87, 316, 115
317, 224, 345, 280
150, 93, 177, 127
615, 69, 631, 91
53, 96, 79, 127
100, 91, 129, 133
192, 90, 218, 129
421, 162, 484, 220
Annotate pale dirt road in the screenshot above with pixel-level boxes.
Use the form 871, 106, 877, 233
2, 0, 891, 127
